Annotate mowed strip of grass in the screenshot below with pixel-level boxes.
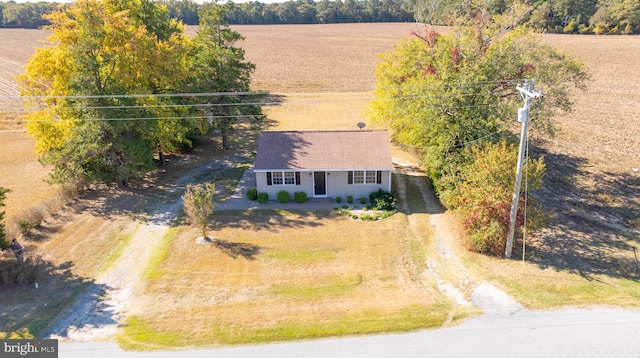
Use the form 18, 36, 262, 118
463, 248, 640, 309
119, 209, 458, 349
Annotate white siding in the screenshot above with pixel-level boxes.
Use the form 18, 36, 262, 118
256, 170, 392, 201
255, 171, 313, 200
326, 170, 391, 199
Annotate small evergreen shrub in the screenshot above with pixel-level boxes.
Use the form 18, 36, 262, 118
336, 196, 342, 203
359, 197, 367, 204
246, 188, 258, 201
294, 191, 307, 203
369, 189, 396, 211
277, 191, 290, 203
257, 192, 269, 203
347, 195, 354, 204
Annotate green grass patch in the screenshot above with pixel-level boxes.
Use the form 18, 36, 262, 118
95, 224, 139, 275
142, 225, 180, 282
119, 303, 452, 350
118, 316, 185, 351
495, 272, 640, 309
404, 177, 427, 214
464, 254, 640, 310
271, 275, 363, 299
266, 248, 337, 263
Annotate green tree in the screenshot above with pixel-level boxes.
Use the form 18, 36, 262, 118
370, 3, 589, 255
19, 0, 202, 187
440, 141, 546, 256
591, 0, 640, 34
182, 183, 215, 238
188, 1, 262, 150
0, 187, 8, 250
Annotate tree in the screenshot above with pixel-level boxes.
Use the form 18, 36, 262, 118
440, 141, 546, 256
18, 0, 203, 187
188, 1, 263, 150
369, 2, 589, 255
182, 183, 216, 238
0, 187, 8, 250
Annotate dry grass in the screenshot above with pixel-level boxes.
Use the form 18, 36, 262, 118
123, 210, 455, 348
0, 132, 56, 223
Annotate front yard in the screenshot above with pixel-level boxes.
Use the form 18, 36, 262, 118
119, 209, 473, 349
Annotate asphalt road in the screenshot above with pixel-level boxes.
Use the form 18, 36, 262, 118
59, 307, 640, 358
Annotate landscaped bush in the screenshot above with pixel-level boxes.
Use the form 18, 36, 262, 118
335, 196, 342, 203
294, 191, 307, 203
359, 197, 367, 204
257, 192, 269, 203
347, 195, 354, 204
360, 214, 377, 221
277, 191, 290, 203
246, 188, 258, 201
368, 189, 396, 211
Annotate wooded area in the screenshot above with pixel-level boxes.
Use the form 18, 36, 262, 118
18, 0, 262, 188
0, 0, 638, 34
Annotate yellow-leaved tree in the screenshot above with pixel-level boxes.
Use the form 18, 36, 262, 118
19, 0, 261, 188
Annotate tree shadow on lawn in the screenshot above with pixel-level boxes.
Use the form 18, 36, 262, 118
520, 147, 640, 280
212, 239, 261, 260
208, 209, 327, 231
75, 126, 262, 221
0, 257, 117, 339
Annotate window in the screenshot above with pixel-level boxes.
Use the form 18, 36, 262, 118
272, 172, 284, 185
353, 170, 365, 184
267, 171, 300, 186
366, 171, 376, 184
284, 171, 295, 185
349, 170, 383, 185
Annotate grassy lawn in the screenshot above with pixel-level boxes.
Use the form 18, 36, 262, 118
118, 209, 466, 349
463, 253, 640, 309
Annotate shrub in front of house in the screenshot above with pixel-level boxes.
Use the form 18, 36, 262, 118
347, 195, 354, 204
294, 191, 307, 203
336, 196, 342, 203
246, 188, 258, 201
369, 189, 396, 211
257, 192, 269, 203
359, 197, 367, 204
277, 191, 291, 203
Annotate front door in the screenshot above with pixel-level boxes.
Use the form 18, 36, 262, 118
313, 171, 326, 196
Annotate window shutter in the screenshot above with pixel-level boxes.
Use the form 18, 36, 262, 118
348, 171, 353, 184
267, 172, 272, 185
295, 172, 301, 185
377, 171, 382, 184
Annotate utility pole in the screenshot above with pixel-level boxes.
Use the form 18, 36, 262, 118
505, 79, 543, 258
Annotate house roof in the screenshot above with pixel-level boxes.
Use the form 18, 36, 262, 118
254, 130, 393, 171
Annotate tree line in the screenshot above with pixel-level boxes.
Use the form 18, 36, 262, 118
1, 0, 638, 33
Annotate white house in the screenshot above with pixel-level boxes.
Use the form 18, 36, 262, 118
253, 130, 393, 200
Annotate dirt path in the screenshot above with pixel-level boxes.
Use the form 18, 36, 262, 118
392, 152, 523, 317
43, 158, 223, 341
46, 198, 182, 341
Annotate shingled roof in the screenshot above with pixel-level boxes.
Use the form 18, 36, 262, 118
254, 130, 393, 171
